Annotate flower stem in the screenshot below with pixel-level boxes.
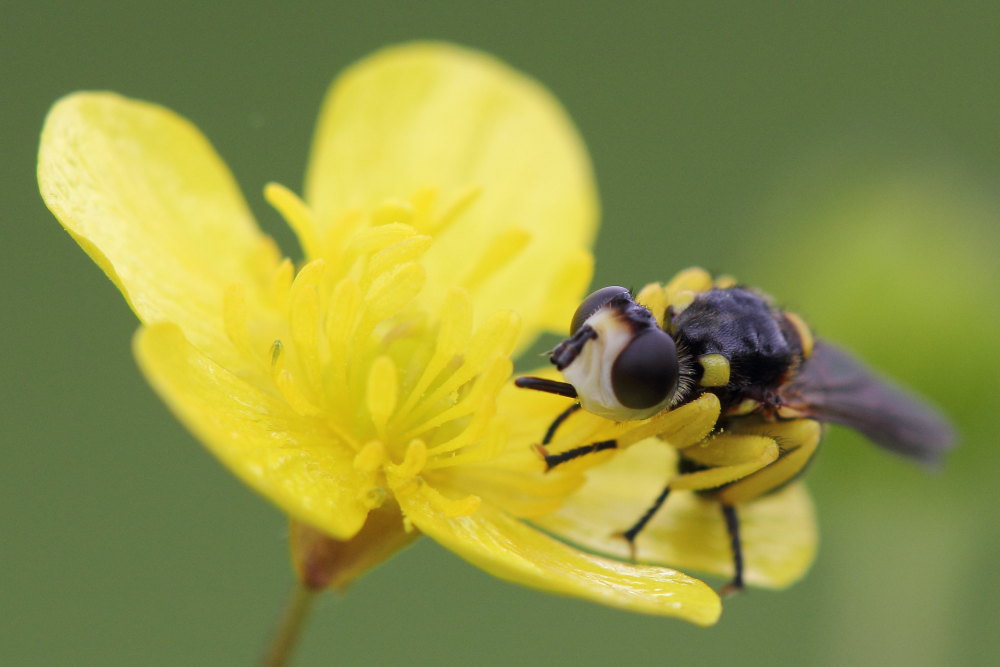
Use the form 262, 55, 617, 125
264, 583, 317, 667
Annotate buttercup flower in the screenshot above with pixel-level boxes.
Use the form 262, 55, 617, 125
39, 43, 815, 631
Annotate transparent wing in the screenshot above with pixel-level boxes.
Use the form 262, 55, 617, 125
779, 341, 956, 465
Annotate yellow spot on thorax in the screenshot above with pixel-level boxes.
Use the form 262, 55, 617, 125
783, 311, 814, 359
698, 353, 731, 387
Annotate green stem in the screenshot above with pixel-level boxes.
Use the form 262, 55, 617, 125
264, 583, 317, 667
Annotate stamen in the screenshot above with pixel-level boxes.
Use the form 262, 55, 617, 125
269, 259, 295, 308
270, 339, 323, 416
367, 356, 399, 437
264, 183, 321, 259
426, 403, 496, 455
275, 368, 324, 416
395, 288, 472, 420
426, 421, 506, 469
288, 260, 326, 396
223, 283, 256, 362
409, 187, 438, 231
366, 262, 425, 319
388, 440, 428, 482
665, 267, 713, 299
371, 199, 413, 226
461, 228, 531, 291
366, 235, 433, 281
420, 484, 481, 517
401, 357, 511, 440
424, 186, 482, 235
635, 282, 668, 327
401, 311, 519, 428
346, 222, 418, 258
353, 441, 388, 473
324, 278, 363, 392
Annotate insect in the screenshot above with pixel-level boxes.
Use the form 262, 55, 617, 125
516, 268, 955, 593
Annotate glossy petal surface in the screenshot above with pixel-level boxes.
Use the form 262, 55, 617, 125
397, 483, 722, 625
39, 93, 278, 364
135, 323, 370, 539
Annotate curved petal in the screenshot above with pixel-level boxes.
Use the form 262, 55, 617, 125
39, 92, 279, 363
533, 439, 817, 588
396, 484, 721, 625
305, 42, 598, 347
134, 323, 370, 540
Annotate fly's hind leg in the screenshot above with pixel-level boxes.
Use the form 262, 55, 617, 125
719, 503, 744, 596
617, 484, 672, 560
616, 429, 780, 560
714, 418, 822, 594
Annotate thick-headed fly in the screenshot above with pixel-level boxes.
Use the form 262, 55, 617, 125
516, 269, 955, 594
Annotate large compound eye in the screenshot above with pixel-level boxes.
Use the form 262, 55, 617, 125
570, 286, 631, 334
611, 328, 679, 409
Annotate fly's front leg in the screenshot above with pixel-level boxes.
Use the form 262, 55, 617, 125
543, 403, 581, 445
534, 400, 617, 470
537, 438, 618, 470
540, 393, 722, 472
533, 403, 597, 470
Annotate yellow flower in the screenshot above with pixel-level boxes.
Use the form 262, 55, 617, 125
40, 42, 804, 626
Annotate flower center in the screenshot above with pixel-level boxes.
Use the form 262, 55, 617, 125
221, 183, 529, 517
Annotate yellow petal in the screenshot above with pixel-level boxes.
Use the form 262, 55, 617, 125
534, 439, 817, 588
305, 42, 598, 348
397, 485, 721, 625
134, 323, 370, 540
39, 92, 277, 363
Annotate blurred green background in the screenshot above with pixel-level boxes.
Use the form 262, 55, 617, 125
4, 1, 999, 665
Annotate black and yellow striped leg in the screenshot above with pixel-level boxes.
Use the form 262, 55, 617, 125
720, 503, 745, 596
535, 403, 612, 470
614, 430, 781, 560
541, 439, 617, 470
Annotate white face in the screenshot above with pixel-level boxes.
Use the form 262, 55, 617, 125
561, 307, 672, 421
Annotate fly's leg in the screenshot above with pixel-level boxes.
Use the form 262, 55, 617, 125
712, 418, 822, 594
617, 484, 671, 560
538, 439, 618, 470
543, 403, 581, 445
538, 394, 723, 472
533, 403, 607, 470
616, 431, 779, 559
718, 419, 822, 505
719, 504, 745, 596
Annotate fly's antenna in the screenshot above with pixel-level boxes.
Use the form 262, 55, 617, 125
514, 377, 579, 399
